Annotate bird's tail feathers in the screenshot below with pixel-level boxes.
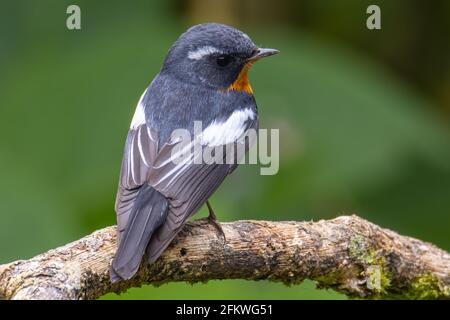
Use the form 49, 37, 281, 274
110, 185, 168, 283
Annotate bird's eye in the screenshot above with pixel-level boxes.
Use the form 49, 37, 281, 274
216, 54, 233, 67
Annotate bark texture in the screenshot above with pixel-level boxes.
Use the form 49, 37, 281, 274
0, 215, 449, 300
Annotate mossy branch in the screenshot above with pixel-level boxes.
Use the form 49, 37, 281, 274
0, 215, 449, 300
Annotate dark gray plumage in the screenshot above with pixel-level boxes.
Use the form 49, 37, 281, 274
111, 23, 278, 282
112, 185, 168, 281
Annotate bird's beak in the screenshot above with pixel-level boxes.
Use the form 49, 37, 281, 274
247, 48, 279, 62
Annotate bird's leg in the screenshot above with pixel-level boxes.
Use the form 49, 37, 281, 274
206, 200, 218, 220
206, 200, 226, 241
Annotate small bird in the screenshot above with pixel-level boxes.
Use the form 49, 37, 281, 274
111, 23, 278, 282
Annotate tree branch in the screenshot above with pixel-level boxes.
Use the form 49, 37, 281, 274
0, 215, 449, 300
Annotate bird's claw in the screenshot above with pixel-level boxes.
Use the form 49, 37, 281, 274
208, 215, 226, 241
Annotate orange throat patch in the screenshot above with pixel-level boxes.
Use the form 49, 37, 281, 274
226, 63, 253, 94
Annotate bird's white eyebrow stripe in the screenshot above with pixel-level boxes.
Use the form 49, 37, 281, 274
188, 46, 222, 60
242, 33, 251, 41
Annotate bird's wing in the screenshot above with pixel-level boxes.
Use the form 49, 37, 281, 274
114, 123, 159, 243
145, 116, 258, 262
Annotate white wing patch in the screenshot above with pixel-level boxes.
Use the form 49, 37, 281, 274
201, 108, 256, 147
188, 46, 222, 60
150, 108, 255, 188
130, 90, 147, 129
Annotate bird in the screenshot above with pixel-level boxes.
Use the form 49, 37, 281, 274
110, 23, 278, 282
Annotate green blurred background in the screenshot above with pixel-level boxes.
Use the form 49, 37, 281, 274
0, 0, 449, 299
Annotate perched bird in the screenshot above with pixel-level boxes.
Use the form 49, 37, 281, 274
111, 23, 278, 282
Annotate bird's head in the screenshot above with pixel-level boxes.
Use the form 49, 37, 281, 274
161, 23, 279, 94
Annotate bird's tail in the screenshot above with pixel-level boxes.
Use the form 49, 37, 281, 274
110, 185, 168, 283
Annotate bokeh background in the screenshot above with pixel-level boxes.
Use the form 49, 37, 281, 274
0, 0, 449, 299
